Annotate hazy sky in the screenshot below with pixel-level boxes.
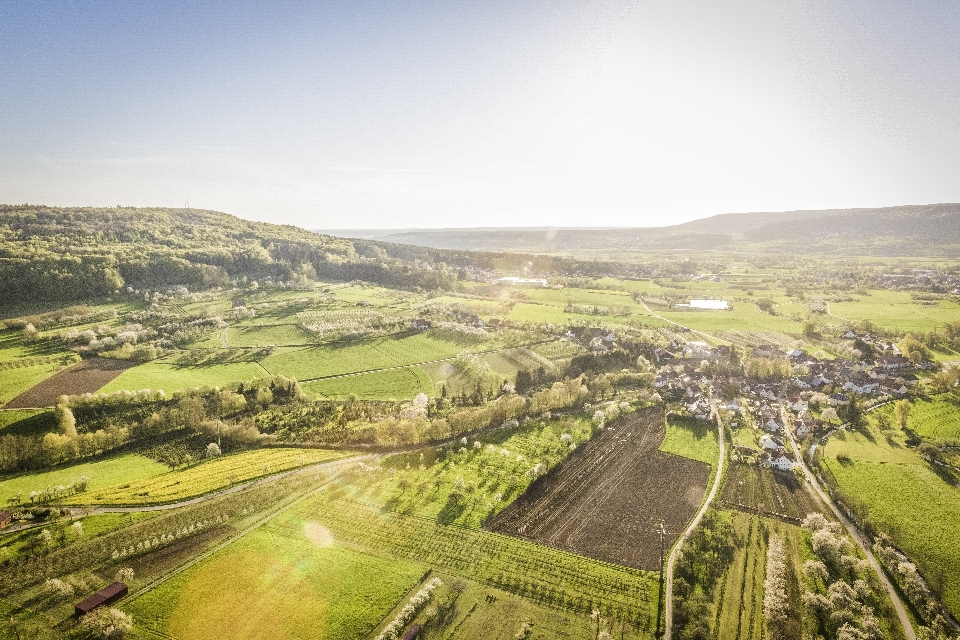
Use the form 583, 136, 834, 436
2, 0, 960, 229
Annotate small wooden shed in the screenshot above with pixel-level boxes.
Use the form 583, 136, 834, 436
74, 582, 128, 616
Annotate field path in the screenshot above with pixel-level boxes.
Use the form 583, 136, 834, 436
663, 399, 724, 640
782, 407, 916, 640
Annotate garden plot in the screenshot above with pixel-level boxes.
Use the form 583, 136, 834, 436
5, 357, 134, 408
721, 463, 821, 523
487, 408, 711, 570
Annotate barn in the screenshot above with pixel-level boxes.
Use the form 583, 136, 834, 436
74, 582, 128, 616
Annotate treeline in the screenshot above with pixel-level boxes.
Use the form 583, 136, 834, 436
0, 375, 304, 473
0, 205, 458, 303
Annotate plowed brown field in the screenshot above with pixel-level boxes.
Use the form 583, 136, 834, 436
487, 407, 711, 570
4, 357, 133, 408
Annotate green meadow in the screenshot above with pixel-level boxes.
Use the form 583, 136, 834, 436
820, 420, 960, 614
0, 453, 168, 505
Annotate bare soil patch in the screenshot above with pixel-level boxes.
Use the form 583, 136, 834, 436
486, 407, 711, 570
721, 462, 821, 523
4, 357, 134, 408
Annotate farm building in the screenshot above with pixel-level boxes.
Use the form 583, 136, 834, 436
74, 582, 128, 616
495, 276, 548, 287
675, 299, 728, 309
0, 511, 10, 529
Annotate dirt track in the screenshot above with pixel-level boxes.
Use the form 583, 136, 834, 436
487, 407, 710, 570
4, 357, 133, 408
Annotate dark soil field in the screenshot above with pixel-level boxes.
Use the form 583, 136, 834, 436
721, 462, 821, 523
4, 357, 134, 408
486, 407, 711, 571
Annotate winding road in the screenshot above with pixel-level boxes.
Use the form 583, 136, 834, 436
781, 406, 916, 640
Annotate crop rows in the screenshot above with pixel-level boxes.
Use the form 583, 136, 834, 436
77, 448, 347, 505
720, 463, 818, 522
712, 330, 797, 349
282, 492, 657, 627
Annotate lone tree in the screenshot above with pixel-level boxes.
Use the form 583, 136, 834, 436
894, 400, 912, 430
206, 442, 221, 457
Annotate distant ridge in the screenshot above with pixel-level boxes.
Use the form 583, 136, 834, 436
319, 203, 960, 255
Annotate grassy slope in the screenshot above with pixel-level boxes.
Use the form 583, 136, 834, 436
97, 358, 268, 394
821, 421, 960, 615
660, 413, 720, 467
303, 366, 433, 400
0, 454, 168, 504
76, 448, 348, 505
904, 395, 960, 440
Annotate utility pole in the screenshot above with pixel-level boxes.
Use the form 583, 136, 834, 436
656, 519, 666, 637
217, 417, 221, 449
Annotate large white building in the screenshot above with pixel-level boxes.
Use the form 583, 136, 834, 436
495, 276, 548, 287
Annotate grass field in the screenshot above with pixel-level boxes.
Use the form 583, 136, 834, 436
0, 409, 53, 436
98, 358, 268, 394
829, 290, 960, 334
0, 362, 62, 405
226, 323, 315, 347
661, 413, 720, 467
897, 395, 960, 440
77, 448, 349, 505
262, 332, 482, 381
127, 526, 427, 640
820, 423, 960, 616
657, 303, 801, 335
303, 366, 433, 400
0, 453, 168, 505
0, 511, 158, 562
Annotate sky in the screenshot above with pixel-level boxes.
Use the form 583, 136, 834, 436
2, 0, 960, 229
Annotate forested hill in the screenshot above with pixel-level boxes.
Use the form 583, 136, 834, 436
0, 205, 649, 304
324, 203, 960, 255
0, 205, 465, 303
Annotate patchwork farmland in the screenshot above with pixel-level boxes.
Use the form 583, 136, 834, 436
487, 407, 711, 570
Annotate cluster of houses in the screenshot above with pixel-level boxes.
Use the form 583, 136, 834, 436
447, 309, 485, 328
562, 326, 618, 352
874, 270, 960, 293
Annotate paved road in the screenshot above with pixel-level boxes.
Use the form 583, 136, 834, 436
781, 406, 916, 640
663, 400, 725, 640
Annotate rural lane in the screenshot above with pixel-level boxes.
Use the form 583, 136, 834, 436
663, 400, 725, 640
781, 407, 916, 640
